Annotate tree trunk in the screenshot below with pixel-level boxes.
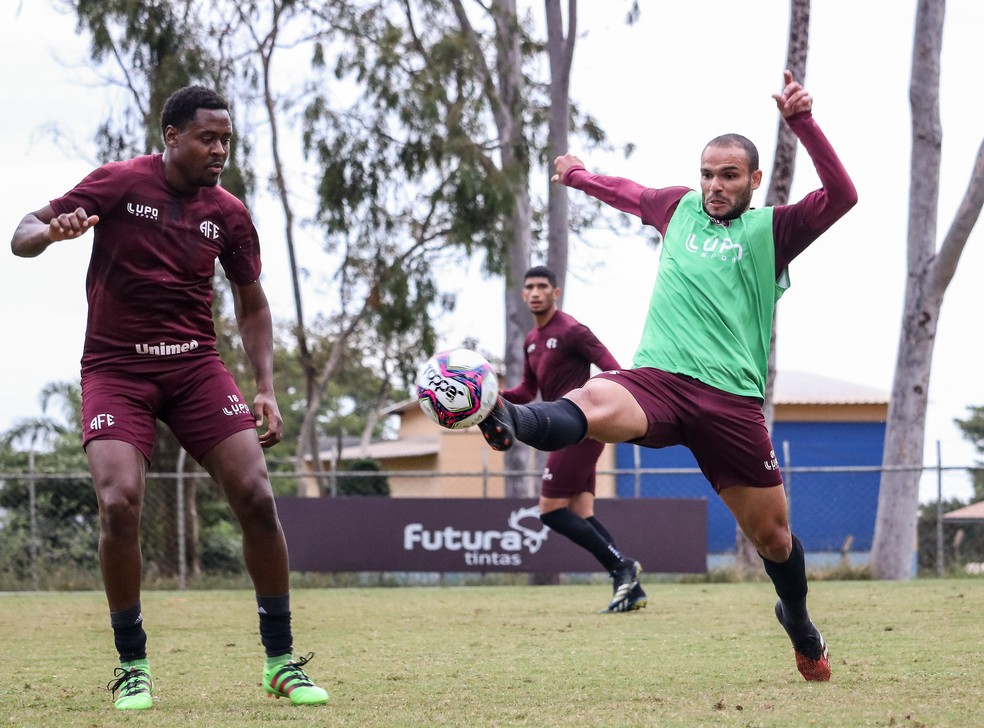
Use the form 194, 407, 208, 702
870, 0, 944, 580
482, 0, 536, 497
544, 0, 576, 292
235, 5, 322, 495
294, 301, 372, 494
735, 0, 810, 574
871, 0, 984, 578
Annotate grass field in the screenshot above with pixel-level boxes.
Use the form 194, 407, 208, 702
1, 579, 982, 727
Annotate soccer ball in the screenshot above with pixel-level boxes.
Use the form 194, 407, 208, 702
416, 348, 499, 430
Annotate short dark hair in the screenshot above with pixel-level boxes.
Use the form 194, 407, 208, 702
524, 265, 557, 287
705, 133, 759, 172
160, 86, 230, 134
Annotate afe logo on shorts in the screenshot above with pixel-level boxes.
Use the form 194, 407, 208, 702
200, 220, 221, 240
89, 413, 116, 431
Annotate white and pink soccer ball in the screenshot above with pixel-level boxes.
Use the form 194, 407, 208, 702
416, 348, 499, 430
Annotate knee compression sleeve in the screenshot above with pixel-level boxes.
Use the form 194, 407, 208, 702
513, 398, 588, 452
761, 533, 807, 602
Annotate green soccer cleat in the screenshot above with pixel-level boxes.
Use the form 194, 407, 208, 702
263, 652, 329, 705
107, 660, 154, 710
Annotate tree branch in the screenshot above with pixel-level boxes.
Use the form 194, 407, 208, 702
930, 137, 984, 295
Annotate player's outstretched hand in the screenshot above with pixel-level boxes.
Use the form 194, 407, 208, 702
253, 392, 284, 448
48, 207, 99, 241
771, 69, 813, 119
551, 153, 586, 184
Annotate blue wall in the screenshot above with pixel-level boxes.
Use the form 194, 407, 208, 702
615, 421, 885, 553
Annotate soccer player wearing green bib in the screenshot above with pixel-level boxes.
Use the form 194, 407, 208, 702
479, 71, 857, 681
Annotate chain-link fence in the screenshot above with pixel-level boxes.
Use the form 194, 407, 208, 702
0, 463, 980, 591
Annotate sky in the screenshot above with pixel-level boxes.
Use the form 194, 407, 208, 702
1, 1, 982, 500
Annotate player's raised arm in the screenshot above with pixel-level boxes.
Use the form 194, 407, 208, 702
771, 69, 813, 119
552, 153, 648, 218
551, 153, 586, 184
771, 70, 858, 256
10, 204, 99, 258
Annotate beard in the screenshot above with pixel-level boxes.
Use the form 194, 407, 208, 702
702, 182, 754, 221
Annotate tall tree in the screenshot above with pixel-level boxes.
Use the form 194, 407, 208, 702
451, 0, 536, 495
870, 0, 984, 579
310, 0, 581, 496
543, 0, 575, 289
735, 0, 812, 572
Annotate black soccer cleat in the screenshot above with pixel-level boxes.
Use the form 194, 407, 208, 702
603, 559, 643, 613
478, 397, 516, 451
599, 580, 647, 614
774, 599, 831, 681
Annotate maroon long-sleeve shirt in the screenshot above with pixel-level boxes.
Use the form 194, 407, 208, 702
563, 111, 858, 277
502, 309, 620, 404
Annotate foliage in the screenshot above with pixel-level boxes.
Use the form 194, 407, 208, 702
0, 476, 99, 587
955, 405, 984, 499
335, 457, 390, 496
68, 0, 253, 193
0, 382, 95, 587
199, 518, 246, 574
917, 498, 984, 574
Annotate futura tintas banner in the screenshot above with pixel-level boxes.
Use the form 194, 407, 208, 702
276, 497, 707, 573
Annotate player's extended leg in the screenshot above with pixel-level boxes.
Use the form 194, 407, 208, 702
479, 378, 647, 451
719, 485, 830, 681
87, 440, 155, 710
576, 497, 649, 613
202, 430, 328, 706
539, 493, 644, 613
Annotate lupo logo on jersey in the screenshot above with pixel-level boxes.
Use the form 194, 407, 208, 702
200, 220, 221, 240
684, 232, 744, 262
126, 202, 159, 220
403, 506, 550, 567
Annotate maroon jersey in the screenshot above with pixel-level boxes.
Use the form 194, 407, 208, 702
49, 154, 262, 372
502, 310, 620, 404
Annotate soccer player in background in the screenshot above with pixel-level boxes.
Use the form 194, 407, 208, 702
478, 71, 857, 681
10, 86, 328, 709
503, 266, 646, 613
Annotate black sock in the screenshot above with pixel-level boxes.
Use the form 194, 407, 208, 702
511, 399, 588, 451
257, 593, 292, 658
110, 602, 147, 663
540, 508, 625, 572
761, 534, 811, 639
587, 516, 616, 547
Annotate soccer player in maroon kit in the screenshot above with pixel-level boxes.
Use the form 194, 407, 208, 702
10, 86, 327, 709
503, 266, 647, 613
479, 71, 857, 681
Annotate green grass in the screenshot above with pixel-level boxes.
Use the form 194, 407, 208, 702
2, 579, 982, 727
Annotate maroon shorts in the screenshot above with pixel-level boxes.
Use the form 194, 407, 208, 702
594, 368, 782, 492
540, 437, 606, 499
80, 355, 258, 463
